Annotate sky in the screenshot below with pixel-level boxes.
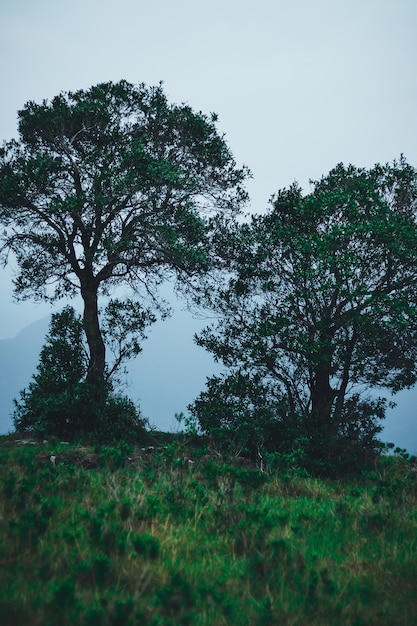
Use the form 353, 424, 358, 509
0, 0, 416, 447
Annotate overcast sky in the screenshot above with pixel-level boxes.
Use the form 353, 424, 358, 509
0, 0, 416, 446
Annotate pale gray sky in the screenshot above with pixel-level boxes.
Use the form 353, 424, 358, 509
0, 0, 416, 445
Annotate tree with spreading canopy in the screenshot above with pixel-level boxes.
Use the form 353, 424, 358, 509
0, 80, 248, 433
192, 159, 417, 473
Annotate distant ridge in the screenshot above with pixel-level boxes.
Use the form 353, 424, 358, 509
0, 317, 49, 434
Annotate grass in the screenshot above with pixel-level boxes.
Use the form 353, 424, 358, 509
1, 434, 417, 625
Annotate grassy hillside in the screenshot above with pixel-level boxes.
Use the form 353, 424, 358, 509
1, 434, 417, 625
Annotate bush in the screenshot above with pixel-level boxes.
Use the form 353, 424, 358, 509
190, 372, 383, 476
190, 371, 294, 457
13, 307, 147, 443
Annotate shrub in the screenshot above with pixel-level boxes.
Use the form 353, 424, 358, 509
191, 372, 383, 476
13, 307, 147, 443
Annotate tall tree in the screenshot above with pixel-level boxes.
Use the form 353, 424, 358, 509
0, 81, 248, 390
193, 159, 417, 469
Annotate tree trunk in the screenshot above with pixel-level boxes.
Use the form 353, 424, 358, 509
309, 325, 337, 434
310, 364, 336, 432
308, 363, 338, 462
81, 282, 106, 386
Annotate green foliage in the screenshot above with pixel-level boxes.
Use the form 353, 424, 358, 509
0, 80, 247, 302
193, 158, 417, 475
191, 371, 300, 457
191, 371, 385, 475
1, 437, 417, 625
13, 307, 147, 442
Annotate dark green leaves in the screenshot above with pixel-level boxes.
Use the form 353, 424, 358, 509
193, 159, 417, 473
0, 80, 248, 302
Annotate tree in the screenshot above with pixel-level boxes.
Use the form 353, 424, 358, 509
0, 80, 248, 397
192, 159, 417, 472
13, 307, 147, 441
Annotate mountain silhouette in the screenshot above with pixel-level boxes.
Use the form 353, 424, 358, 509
0, 317, 49, 434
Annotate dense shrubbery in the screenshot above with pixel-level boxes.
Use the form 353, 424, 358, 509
190, 372, 385, 476
13, 308, 147, 443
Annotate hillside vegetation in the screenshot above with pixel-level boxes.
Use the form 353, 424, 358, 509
1, 434, 417, 625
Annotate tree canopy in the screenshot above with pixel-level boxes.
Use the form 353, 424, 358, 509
0, 80, 249, 393
192, 159, 417, 472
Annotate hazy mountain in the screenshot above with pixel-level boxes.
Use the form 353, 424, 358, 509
0, 317, 49, 434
